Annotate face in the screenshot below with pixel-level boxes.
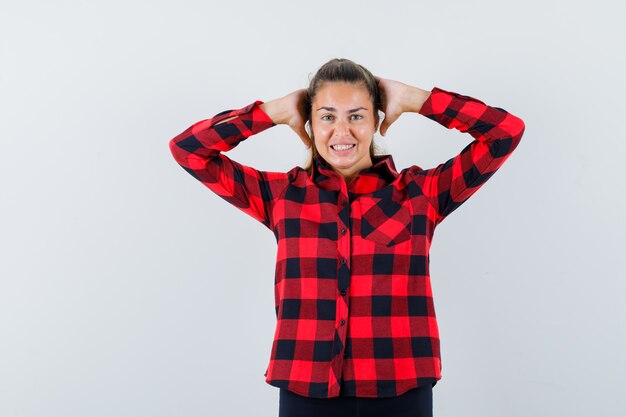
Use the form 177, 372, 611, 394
311, 82, 377, 182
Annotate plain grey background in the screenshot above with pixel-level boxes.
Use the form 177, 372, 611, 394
1, 0, 624, 416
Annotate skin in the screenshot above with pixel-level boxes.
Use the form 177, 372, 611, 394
259, 77, 431, 182
310, 82, 376, 182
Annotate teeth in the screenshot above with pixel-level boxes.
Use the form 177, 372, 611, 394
332, 144, 355, 151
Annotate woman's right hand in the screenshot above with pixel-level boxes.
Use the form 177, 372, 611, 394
260, 89, 311, 148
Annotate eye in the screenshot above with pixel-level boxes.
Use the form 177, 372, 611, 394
350, 114, 364, 121
321, 114, 334, 121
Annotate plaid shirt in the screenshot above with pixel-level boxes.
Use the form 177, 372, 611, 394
169, 87, 525, 398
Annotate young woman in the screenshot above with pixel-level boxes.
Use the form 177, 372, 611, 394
169, 58, 525, 417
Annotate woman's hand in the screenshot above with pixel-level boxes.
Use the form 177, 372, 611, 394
260, 89, 311, 148
376, 77, 431, 137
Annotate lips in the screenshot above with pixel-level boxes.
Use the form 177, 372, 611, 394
331, 144, 355, 151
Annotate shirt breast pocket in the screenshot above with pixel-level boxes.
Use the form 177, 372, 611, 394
358, 192, 412, 247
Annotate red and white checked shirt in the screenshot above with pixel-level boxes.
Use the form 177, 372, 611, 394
169, 87, 525, 398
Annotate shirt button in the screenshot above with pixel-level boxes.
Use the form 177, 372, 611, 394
341, 228, 347, 235
344, 351, 350, 359
340, 258, 346, 265
340, 319, 346, 326
340, 289, 347, 296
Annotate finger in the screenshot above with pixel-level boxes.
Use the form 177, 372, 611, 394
380, 113, 399, 137
380, 117, 389, 137
375, 76, 384, 93
297, 127, 311, 148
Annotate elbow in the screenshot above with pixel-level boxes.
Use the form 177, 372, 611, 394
169, 136, 187, 166
513, 116, 525, 148
505, 113, 525, 150
168, 126, 203, 166
169, 134, 183, 152
489, 114, 525, 159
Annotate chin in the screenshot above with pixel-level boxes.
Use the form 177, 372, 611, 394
327, 159, 355, 169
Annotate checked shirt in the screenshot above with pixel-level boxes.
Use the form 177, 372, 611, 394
169, 87, 525, 398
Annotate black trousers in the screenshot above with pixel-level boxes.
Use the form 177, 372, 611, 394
278, 384, 433, 417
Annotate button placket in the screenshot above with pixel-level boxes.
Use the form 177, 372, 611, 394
336, 185, 351, 361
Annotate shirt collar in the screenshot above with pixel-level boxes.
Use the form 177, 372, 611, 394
310, 154, 399, 184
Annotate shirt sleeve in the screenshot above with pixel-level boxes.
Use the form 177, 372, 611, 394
412, 87, 526, 223
168, 101, 290, 229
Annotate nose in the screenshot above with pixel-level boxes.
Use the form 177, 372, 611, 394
333, 120, 350, 137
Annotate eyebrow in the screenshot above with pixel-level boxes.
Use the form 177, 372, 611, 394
316, 106, 368, 113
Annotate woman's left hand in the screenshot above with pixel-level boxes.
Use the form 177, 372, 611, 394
376, 77, 431, 136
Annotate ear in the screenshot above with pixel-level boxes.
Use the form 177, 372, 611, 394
375, 111, 383, 133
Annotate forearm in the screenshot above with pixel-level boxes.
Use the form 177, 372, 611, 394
169, 101, 274, 164
403, 86, 431, 114
418, 87, 525, 145
259, 99, 292, 125
376, 78, 433, 136
258, 89, 310, 145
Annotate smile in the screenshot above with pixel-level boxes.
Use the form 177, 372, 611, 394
331, 144, 355, 151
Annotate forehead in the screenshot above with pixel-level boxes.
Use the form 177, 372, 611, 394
313, 82, 372, 107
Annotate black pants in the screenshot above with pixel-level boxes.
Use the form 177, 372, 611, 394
278, 384, 433, 417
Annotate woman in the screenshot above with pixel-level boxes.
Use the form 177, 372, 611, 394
169, 58, 525, 417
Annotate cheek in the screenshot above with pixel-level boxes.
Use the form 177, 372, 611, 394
312, 129, 326, 152
313, 137, 322, 151
356, 126, 374, 139
313, 125, 331, 142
